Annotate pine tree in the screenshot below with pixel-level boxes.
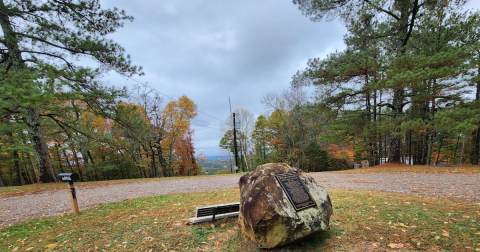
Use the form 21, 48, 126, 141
293, 0, 476, 163
0, 0, 141, 182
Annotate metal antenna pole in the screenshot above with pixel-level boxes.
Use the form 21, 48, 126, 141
233, 113, 239, 172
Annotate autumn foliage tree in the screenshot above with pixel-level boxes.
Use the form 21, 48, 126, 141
174, 130, 198, 176
0, 89, 202, 186
0, 0, 142, 182
160, 95, 198, 177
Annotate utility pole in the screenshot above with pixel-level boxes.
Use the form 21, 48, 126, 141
233, 113, 239, 173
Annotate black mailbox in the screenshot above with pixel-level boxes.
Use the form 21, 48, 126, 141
58, 173, 80, 183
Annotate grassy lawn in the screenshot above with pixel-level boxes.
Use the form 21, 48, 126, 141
333, 163, 480, 175
1, 188, 479, 251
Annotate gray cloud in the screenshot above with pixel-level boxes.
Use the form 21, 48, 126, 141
100, 0, 347, 156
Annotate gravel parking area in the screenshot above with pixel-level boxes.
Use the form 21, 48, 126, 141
310, 173, 480, 202
1, 172, 479, 228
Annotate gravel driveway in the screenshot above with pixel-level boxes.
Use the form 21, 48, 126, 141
1, 172, 479, 228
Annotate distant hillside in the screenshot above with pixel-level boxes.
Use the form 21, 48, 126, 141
199, 156, 232, 175
206, 155, 230, 160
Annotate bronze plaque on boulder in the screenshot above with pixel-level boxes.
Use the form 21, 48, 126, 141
274, 172, 317, 211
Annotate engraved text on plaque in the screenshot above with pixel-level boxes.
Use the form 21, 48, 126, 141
274, 172, 317, 211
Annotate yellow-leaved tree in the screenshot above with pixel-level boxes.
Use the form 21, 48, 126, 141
160, 95, 197, 176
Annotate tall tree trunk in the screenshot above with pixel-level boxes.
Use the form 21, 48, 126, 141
87, 150, 99, 181
471, 127, 480, 165
7, 131, 26, 185
80, 149, 91, 182
453, 134, 460, 164
426, 132, 434, 165
436, 134, 444, 165
460, 134, 466, 165
471, 65, 480, 165
26, 152, 37, 184
117, 148, 127, 179
24, 108, 57, 182
389, 89, 404, 162
0, 3, 56, 183
14, 150, 25, 186
102, 155, 108, 180
373, 90, 379, 166
72, 148, 83, 181
63, 149, 75, 173
389, 1, 420, 163
137, 147, 147, 178
150, 145, 157, 177
0, 170, 5, 187
157, 147, 168, 177
421, 134, 429, 165
55, 144, 65, 173
378, 91, 383, 163
167, 145, 174, 176
408, 131, 412, 165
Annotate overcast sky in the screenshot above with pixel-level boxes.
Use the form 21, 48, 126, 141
99, 0, 480, 157
97, 0, 346, 156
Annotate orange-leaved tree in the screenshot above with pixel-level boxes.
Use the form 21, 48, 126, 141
160, 95, 197, 176
173, 130, 198, 176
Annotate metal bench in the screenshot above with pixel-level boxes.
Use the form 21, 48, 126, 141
188, 202, 240, 223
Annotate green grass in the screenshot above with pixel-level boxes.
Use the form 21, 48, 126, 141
1, 188, 479, 251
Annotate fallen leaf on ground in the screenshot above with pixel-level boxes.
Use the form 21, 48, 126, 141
392, 233, 400, 242
387, 243, 404, 249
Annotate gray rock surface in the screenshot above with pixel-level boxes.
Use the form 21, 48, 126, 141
238, 163, 332, 248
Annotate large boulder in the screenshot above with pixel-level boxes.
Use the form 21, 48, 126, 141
238, 163, 332, 248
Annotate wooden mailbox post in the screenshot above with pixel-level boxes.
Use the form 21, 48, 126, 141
58, 173, 80, 214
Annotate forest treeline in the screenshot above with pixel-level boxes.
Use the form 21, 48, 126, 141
0, 84, 202, 186
0, 1, 201, 186
219, 0, 480, 172
3, 0, 480, 185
